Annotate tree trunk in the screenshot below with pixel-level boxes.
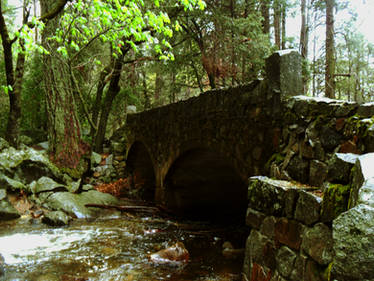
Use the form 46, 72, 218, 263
41, 0, 84, 169
261, 0, 270, 34
169, 71, 176, 103
281, 3, 286, 50
7, 43, 25, 147
300, 0, 309, 59
325, 0, 335, 99
0, 2, 27, 147
154, 71, 163, 106
300, 0, 310, 94
142, 69, 151, 110
94, 48, 128, 153
273, 0, 281, 49
90, 65, 111, 141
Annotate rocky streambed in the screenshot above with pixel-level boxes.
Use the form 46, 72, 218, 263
0, 138, 247, 280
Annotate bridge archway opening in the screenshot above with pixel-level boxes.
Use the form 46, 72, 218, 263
126, 141, 155, 201
164, 148, 247, 222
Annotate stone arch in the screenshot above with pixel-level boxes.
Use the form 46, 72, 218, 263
163, 147, 247, 221
126, 141, 156, 201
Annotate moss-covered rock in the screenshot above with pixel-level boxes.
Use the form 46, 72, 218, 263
30, 176, 68, 194
0, 174, 29, 192
42, 210, 71, 226
0, 198, 20, 220
43, 190, 119, 219
321, 183, 350, 222
327, 153, 359, 184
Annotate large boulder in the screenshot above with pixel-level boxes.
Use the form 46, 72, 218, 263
30, 177, 68, 194
43, 190, 119, 218
42, 211, 71, 226
301, 223, 334, 266
332, 204, 374, 280
0, 146, 64, 182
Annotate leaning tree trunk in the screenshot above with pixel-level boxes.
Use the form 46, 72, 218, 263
325, 0, 335, 99
41, 0, 85, 169
94, 49, 127, 153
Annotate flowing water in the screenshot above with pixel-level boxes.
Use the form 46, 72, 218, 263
0, 210, 247, 281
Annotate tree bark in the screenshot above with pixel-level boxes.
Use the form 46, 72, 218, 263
94, 47, 129, 153
90, 65, 111, 141
281, 3, 286, 50
325, 0, 335, 98
300, 0, 310, 94
273, 0, 281, 49
0, 3, 31, 147
142, 69, 151, 110
41, 0, 85, 169
261, 0, 270, 34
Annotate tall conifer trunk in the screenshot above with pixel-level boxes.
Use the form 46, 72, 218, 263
325, 0, 335, 98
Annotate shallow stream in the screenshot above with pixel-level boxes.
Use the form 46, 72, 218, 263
0, 210, 247, 281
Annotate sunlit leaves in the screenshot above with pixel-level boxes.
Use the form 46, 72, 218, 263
49, 0, 205, 62
0, 84, 12, 95
16, 18, 49, 55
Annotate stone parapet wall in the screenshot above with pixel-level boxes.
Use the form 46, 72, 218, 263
272, 95, 374, 186
243, 176, 333, 281
248, 96, 374, 281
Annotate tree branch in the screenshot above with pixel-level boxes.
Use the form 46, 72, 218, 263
38, 0, 70, 23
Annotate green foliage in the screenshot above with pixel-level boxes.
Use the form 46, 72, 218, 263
49, 0, 205, 62
20, 53, 47, 142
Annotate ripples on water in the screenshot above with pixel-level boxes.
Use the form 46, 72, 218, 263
0, 213, 246, 281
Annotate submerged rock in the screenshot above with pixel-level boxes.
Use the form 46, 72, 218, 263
222, 241, 244, 259
149, 242, 189, 265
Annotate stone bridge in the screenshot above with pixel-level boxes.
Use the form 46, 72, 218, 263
111, 50, 302, 219
110, 50, 374, 280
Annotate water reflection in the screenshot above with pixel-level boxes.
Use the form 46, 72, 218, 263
0, 214, 246, 281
